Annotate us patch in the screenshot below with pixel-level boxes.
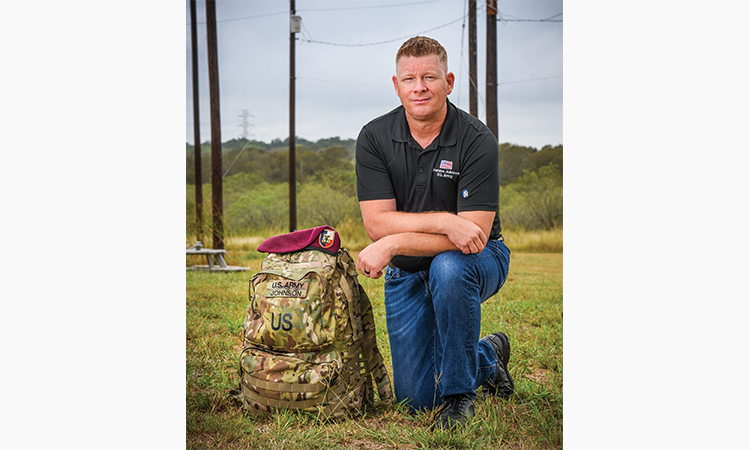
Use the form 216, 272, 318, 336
266, 280, 309, 298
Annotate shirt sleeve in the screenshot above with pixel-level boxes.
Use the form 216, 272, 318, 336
355, 124, 395, 202
456, 129, 499, 212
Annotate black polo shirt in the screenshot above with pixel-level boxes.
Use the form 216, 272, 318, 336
356, 100, 501, 272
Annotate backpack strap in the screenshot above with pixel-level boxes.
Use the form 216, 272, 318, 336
245, 373, 326, 394
338, 249, 394, 406
336, 250, 364, 341
241, 373, 361, 418
356, 288, 394, 406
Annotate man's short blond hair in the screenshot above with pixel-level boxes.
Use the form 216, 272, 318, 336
395, 36, 448, 72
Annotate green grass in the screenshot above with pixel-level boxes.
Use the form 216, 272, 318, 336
188, 225, 562, 257
186, 230, 562, 449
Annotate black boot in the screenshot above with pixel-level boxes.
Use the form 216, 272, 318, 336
480, 332, 514, 398
435, 394, 475, 429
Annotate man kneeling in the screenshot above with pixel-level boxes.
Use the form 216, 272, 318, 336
354, 36, 514, 428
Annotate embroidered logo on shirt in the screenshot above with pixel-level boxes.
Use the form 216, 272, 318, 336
462, 189, 469, 198
433, 163, 460, 179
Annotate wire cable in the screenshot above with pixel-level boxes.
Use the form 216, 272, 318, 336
298, 0, 450, 13
221, 85, 289, 178
299, 15, 467, 47
497, 75, 562, 86
297, 76, 389, 89
497, 12, 563, 23
188, 1, 454, 26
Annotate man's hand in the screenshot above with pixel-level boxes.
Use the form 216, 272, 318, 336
446, 213, 489, 254
355, 238, 394, 279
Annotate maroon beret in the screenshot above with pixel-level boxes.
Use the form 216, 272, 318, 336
257, 225, 341, 255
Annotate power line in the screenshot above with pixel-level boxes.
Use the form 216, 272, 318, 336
187, 85, 289, 146
297, 76, 389, 88
498, 12, 563, 23
187, 10, 287, 26
186, 7, 562, 29
497, 75, 562, 86
187, 1, 453, 26
298, 0, 450, 13
299, 15, 467, 47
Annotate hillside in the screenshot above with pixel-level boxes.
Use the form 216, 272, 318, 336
186, 137, 561, 187
186, 137, 562, 232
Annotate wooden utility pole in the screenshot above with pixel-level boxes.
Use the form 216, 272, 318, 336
190, 0, 204, 244
468, 0, 478, 117
486, 0, 498, 138
289, 0, 298, 232
206, 0, 224, 249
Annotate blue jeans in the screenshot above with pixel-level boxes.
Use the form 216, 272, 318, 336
383, 239, 510, 411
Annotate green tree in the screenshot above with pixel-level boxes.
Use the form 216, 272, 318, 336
222, 146, 269, 178
304, 145, 354, 180
320, 145, 354, 163
307, 169, 357, 198
296, 182, 361, 229
186, 183, 214, 239
498, 143, 536, 186
314, 137, 356, 153
260, 150, 291, 183
294, 146, 318, 183
185, 150, 212, 185
225, 183, 289, 232
524, 144, 563, 175
223, 172, 264, 207
499, 163, 562, 230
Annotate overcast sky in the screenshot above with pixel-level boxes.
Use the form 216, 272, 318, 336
186, 0, 563, 149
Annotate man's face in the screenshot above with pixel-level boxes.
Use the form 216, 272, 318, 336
392, 54, 455, 123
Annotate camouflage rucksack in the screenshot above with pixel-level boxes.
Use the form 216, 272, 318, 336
231, 226, 392, 418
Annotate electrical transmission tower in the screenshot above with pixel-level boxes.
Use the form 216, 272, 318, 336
238, 109, 254, 139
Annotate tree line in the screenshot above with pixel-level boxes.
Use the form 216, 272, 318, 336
186, 137, 562, 234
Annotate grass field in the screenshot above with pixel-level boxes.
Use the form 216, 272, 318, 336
186, 230, 562, 449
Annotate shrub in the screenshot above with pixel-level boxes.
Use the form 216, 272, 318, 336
499, 163, 562, 230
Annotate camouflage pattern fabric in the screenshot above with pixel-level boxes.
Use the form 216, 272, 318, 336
231, 247, 393, 419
